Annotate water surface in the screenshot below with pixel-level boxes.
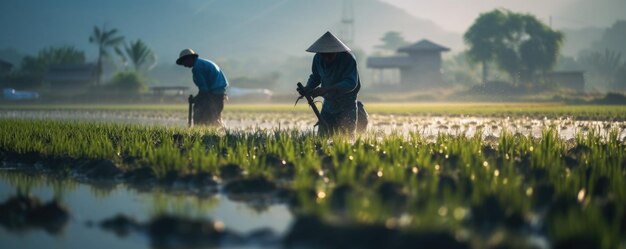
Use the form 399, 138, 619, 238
0, 171, 293, 249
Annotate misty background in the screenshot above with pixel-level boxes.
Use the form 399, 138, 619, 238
1, 0, 625, 102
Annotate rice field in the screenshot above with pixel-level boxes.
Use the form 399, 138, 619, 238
0, 103, 625, 248
2, 103, 626, 140
3, 103, 626, 120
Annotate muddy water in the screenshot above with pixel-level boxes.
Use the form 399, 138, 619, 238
1, 109, 625, 139
0, 171, 292, 249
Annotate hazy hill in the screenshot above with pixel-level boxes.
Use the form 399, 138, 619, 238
0, 0, 461, 62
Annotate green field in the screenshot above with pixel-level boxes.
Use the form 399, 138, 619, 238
3, 103, 626, 120
0, 118, 624, 248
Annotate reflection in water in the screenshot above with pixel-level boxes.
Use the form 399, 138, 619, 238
88, 181, 118, 200
0, 194, 69, 235
0, 171, 78, 200
0, 170, 293, 249
149, 191, 219, 218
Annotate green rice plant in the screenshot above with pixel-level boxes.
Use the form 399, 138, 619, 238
0, 118, 625, 248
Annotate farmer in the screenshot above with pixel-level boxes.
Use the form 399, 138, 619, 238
176, 48, 228, 127
299, 31, 368, 137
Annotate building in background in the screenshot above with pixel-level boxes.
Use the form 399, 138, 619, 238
367, 39, 449, 88
45, 63, 97, 89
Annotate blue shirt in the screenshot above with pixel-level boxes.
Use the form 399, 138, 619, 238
306, 52, 361, 113
192, 58, 228, 94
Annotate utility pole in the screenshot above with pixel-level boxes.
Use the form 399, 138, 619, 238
341, 0, 355, 45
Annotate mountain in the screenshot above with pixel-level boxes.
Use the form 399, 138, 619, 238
0, 0, 462, 62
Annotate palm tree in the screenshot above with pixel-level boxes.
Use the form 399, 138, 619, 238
118, 39, 157, 73
89, 25, 124, 85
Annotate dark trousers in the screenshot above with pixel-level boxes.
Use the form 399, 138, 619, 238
193, 92, 225, 127
318, 100, 368, 136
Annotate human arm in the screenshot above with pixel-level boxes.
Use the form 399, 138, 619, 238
305, 54, 321, 90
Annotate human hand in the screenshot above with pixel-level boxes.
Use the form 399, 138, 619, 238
311, 87, 333, 97
297, 86, 314, 96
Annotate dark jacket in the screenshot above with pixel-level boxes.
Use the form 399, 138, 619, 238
305, 52, 360, 114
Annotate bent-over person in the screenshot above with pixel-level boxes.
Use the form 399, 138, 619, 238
176, 49, 228, 127
300, 31, 368, 137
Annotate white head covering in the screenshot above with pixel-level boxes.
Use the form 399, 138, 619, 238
306, 31, 351, 53
176, 48, 199, 65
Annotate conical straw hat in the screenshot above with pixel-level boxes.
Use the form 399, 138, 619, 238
176, 48, 199, 65
306, 31, 351, 53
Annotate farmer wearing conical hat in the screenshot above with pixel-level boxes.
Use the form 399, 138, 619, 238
176, 48, 229, 127
299, 31, 368, 136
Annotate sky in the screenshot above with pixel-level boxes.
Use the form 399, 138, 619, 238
380, 0, 626, 32
1, 0, 624, 62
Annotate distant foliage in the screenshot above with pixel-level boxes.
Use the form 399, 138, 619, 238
464, 9, 563, 84
106, 71, 146, 95
591, 20, 626, 57
375, 31, 409, 52
464, 10, 505, 83
442, 52, 482, 86
116, 39, 157, 73
1, 46, 86, 89
580, 49, 625, 91
20, 46, 86, 75
573, 20, 626, 92
89, 25, 124, 85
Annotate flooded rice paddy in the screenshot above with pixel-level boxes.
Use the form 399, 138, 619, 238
1, 106, 626, 249
2, 108, 625, 139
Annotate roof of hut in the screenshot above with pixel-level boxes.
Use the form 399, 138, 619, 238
397, 39, 450, 53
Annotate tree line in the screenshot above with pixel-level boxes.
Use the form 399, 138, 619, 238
1, 25, 156, 94
373, 9, 626, 92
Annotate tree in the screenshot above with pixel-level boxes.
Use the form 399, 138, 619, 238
464, 9, 563, 85
89, 25, 124, 85
500, 13, 563, 83
576, 20, 626, 91
464, 9, 507, 84
20, 46, 86, 75
442, 52, 482, 86
2, 46, 85, 89
116, 39, 157, 73
375, 31, 409, 52
580, 49, 623, 90
592, 20, 626, 56
106, 71, 146, 95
